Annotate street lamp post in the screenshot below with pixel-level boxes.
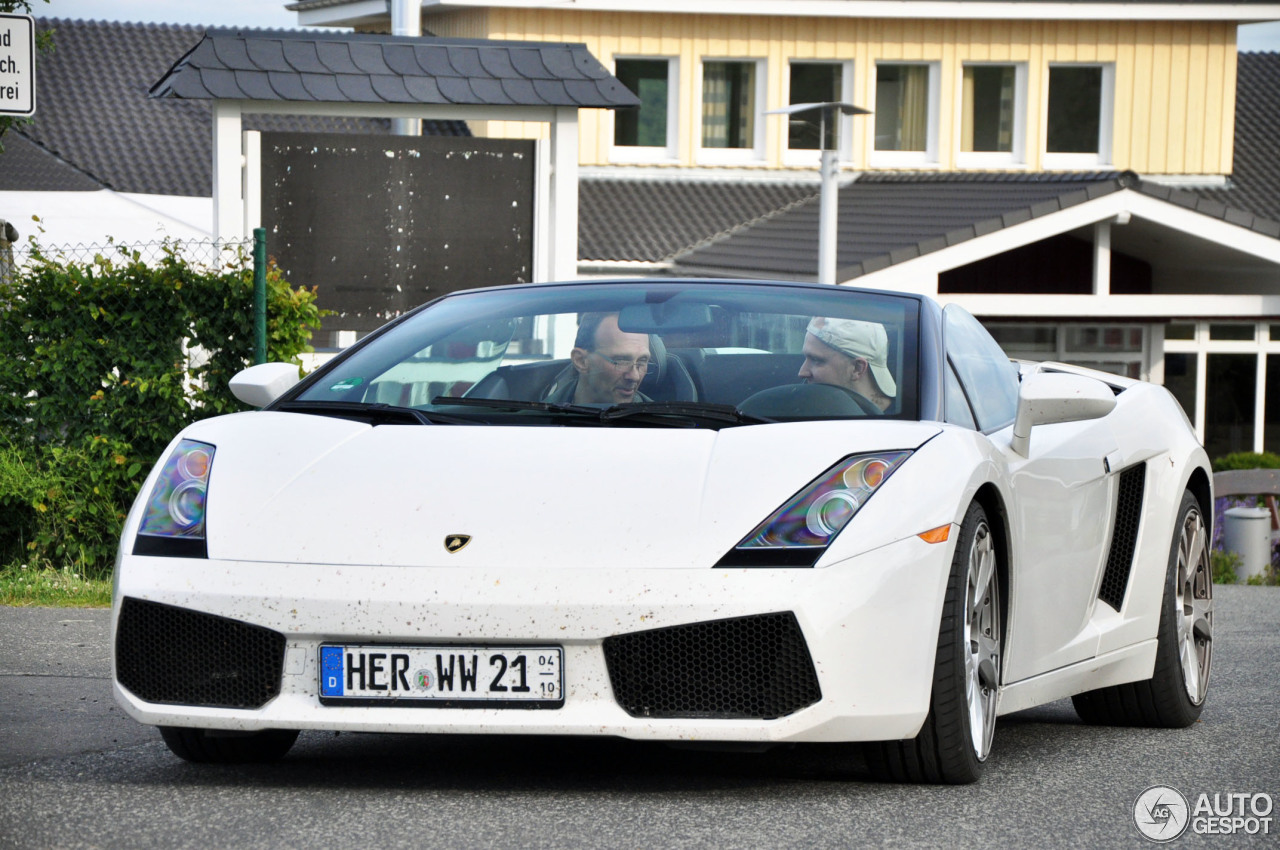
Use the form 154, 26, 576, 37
766, 102, 870, 285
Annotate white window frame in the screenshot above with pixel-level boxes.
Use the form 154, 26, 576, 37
956, 61, 1027, 170
1042, 62, 1115, 170
609, 56, 679, 165
870, 61, 941, 169
1162, 321, 1279, 454
782, 59, 855, 167
696, 57, 767, 166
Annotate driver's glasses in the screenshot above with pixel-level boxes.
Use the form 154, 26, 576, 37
593, 352, 657, 375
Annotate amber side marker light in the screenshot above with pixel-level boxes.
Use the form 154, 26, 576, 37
918, 525, 952, 544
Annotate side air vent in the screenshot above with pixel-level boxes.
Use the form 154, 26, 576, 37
603, 612, 822, 720
1098, 463, 1146, 611
115, 598, 286, 709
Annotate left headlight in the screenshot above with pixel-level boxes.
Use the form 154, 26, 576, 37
716, 451, 911, 567
131, 439, 215, 559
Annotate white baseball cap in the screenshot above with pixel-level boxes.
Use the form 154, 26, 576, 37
806, 317, 897, 398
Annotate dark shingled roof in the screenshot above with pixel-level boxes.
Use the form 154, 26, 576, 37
672, 171, 1280, 279
151, 28, 641, 109
5, 19, 469, 197
579, 179, 817, 262
1191, 52, 1280, 222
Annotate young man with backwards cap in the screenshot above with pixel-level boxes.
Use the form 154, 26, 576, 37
798, 317, 897, 413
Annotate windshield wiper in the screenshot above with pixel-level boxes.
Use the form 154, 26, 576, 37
430, 396, 604, 417
429, 397, 772, 429
274, 400, 473, 425
598, 401, 774, 429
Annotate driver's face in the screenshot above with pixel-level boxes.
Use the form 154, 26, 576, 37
572, 316, 651, 404
799, 333, 862, 390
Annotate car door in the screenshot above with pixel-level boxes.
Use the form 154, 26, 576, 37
942, 306, 1117, 683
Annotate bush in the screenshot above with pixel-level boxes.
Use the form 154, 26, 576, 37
1211, 451, 1280, 472
1211, 549, 1240, 586
0, 242, 323, 575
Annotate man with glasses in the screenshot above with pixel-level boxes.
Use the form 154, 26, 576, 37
541, 312, 656, 405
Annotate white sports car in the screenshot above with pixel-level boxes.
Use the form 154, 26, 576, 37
112, 278, 1213, 783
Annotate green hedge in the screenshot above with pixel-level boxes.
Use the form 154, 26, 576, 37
1212, 452, 1280, 472
0, 244, 323, 575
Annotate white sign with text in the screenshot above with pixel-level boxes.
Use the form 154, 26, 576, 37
0, 14, 35, 116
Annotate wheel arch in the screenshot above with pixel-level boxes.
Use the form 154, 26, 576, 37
1185, 464, 1213, 540
972, 482, 1012, 678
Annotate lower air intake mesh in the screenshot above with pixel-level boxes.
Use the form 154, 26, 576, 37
115, 598, 286, 709
603, 612, 822, 719
1099, 463, 1147, 611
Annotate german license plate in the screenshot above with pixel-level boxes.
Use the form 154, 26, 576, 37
318, 644, 563, 707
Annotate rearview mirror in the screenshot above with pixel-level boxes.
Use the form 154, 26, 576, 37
1010, 371, 1117, 456
618, 302, 714, 334
230, 362, 303, 408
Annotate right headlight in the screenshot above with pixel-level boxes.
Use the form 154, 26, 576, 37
715, 451, 912, 567
131, 439, 215, 559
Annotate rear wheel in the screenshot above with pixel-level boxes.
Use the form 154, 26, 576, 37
1072, 490, 1213, 726
159, 727, 299, 764
865, 501, 1001, 784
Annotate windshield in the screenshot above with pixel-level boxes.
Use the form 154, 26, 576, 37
289, 281, 920, 425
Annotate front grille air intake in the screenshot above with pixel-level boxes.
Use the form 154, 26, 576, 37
115, 598, 286, 709
1098, 463, 1147, 611
603, 612, 822, 720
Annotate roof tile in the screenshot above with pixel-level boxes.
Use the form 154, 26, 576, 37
281, 40, 326, 74
266, 70, 314, 101
299, 71, 345, 101
477, 47, 520, 80
199, 67, 246, 99
468, 77, 513, 104
349, 41, 395, 76
315, 41, 361, 75
446, 46, 489, 78
403, 76, 446, 103
382, 44, 423, 77
532, 79, 571, 104
370, 75, 414, 102
413, 45, 460, 77
437, 76, 482, 104
211, 36, 255, 71
508, 48, 554, 80
539, 46, 589, 81
234, 70, 278, 101
246, 39, 292, 73
335, 74, 380, 102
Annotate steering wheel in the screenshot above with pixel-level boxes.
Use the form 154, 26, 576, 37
738, 382, 882, 418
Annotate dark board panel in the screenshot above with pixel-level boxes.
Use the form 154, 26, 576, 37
262, 133, 535, 335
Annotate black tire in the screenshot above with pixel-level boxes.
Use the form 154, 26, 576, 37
865, 501, 1001, 784
1072, 490, 1213, 727
159, 727, 299, 764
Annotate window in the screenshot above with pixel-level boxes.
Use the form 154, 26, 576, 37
700, 60, 764, 162
960, 63, 1025, 166
943, 305, 1020, 431
786, 61, 851, 155
873, 62, 939, 166
612, 58, 676, 162
1045, 64, 1114, 167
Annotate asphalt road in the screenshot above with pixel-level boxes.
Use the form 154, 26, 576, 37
0, 587, 1277, 849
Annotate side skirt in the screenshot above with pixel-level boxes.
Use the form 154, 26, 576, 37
995, 639, 1157, 717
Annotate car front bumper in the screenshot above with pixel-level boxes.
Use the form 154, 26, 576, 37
112, 532, 953, 744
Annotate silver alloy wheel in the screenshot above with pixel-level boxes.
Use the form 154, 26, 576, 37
1176, 506, 1213, 704
964, 519, 1000, 761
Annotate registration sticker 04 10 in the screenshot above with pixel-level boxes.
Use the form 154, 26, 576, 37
319, 644, 563, 708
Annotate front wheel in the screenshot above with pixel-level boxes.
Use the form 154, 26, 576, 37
1072, 489, 1213, 726
159, 727, 299, 764
865, 501, 1001, 784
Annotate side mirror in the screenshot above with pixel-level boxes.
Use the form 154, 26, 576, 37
1010, 371, 1116, 456
230, 362, 302, 408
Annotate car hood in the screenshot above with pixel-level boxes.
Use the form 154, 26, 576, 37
171, 411, 943, 569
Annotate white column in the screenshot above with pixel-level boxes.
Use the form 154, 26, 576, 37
390, 0, 422, 137
1254, 345, 1267, 453
1092, 220, 1111, 296
212, 100, 244, 241
548, 106, 579, 281
818, 149, 839, 285
242, 130, 262, 236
